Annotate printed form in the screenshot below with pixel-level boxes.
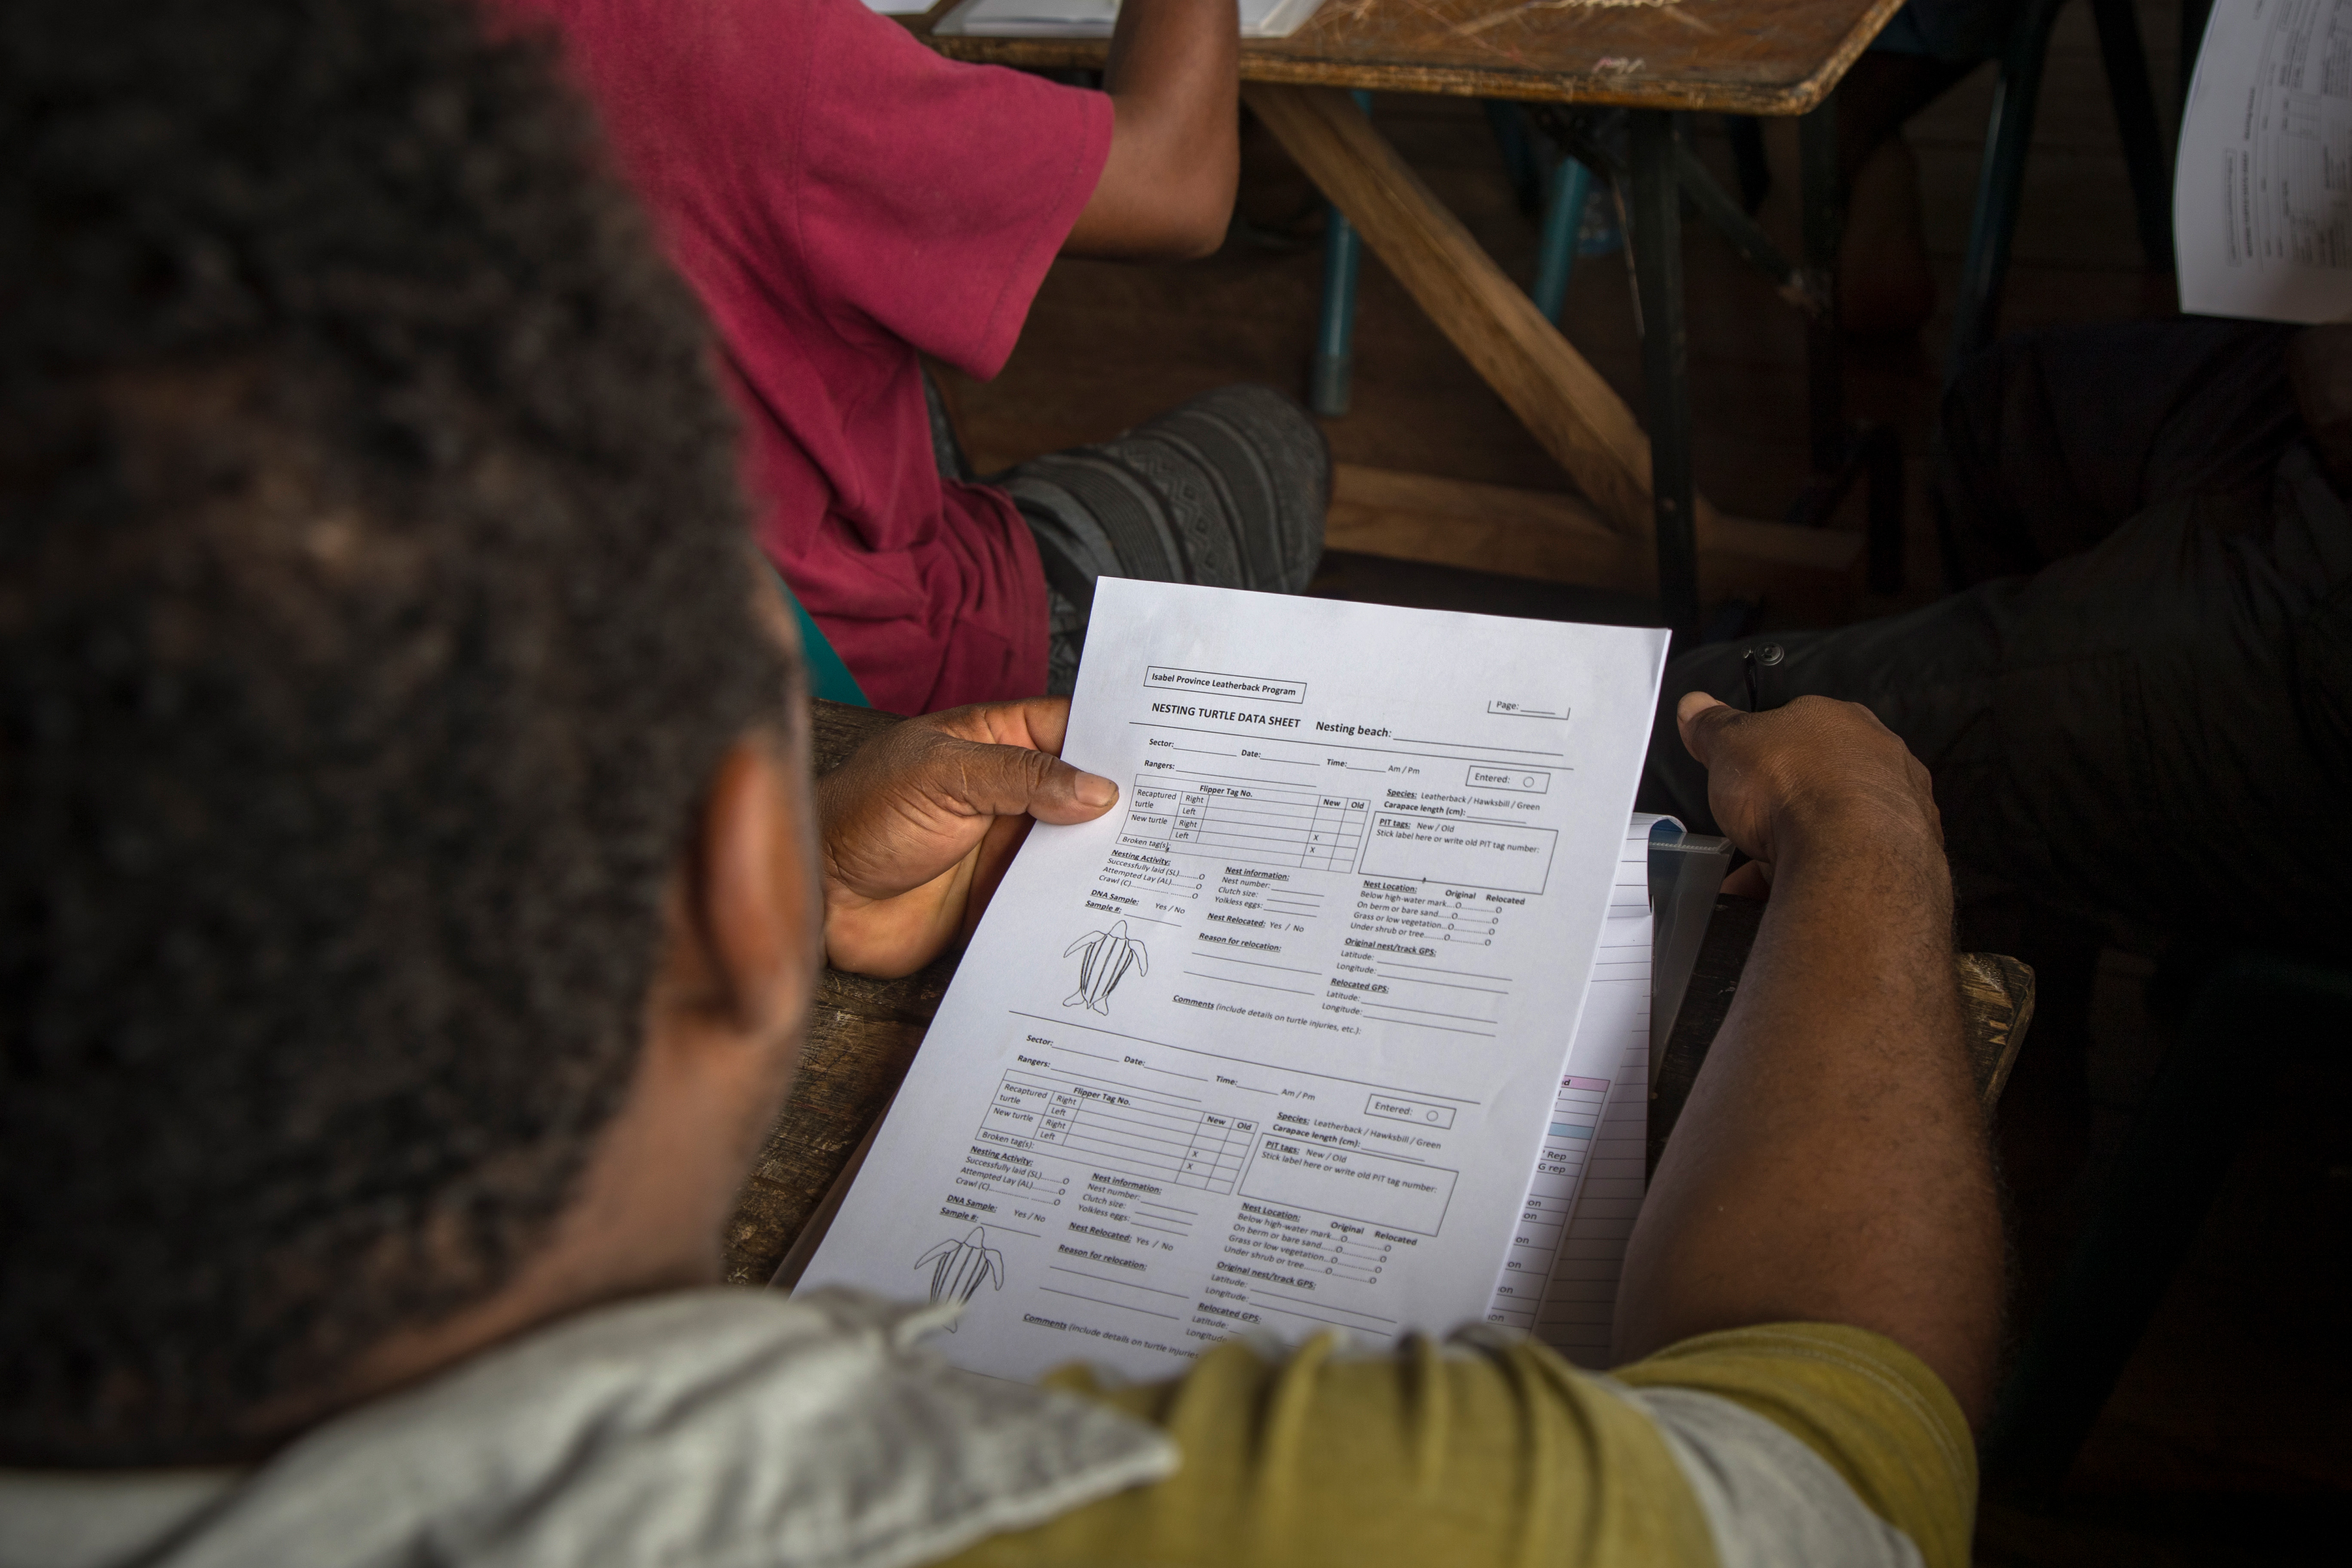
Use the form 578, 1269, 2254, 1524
2178, 0, 2352, 321
799, 581, 1670, 1381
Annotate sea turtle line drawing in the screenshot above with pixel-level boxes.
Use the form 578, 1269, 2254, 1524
1064, 919, 1148, 1014
915, 1225, 1005, 1329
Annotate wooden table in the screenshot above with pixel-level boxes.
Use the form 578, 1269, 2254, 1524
930, 0, 1903, 114
722, 701, 2034, 1284
909, 0, 1908, 636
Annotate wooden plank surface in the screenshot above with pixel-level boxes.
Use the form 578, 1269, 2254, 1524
918, 0, 1907, 115
728, 702, 2034, 1283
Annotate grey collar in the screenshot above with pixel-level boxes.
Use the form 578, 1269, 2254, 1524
0, 1288, 1175, 1568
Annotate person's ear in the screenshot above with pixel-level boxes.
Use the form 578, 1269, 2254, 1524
679, 727, 820, 1052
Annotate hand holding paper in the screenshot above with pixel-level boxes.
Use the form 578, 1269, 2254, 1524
1673, 693, 1941, 878
820, 699, 1120, 978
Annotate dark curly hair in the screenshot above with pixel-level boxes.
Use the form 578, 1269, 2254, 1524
0, 0, 792, 1462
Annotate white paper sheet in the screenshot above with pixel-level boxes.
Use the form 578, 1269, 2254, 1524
1481, 817, 1652, 1343
934, 0, 1329, 40
2177, 0, 2352, 322
797, 581, 1669, 1381
1526, 1009, 1651, 1365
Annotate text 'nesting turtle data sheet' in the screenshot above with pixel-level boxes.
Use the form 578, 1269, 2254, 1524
799, 581, 1671, 1382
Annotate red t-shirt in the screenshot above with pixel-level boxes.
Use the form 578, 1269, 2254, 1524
499, 0, 1113, 712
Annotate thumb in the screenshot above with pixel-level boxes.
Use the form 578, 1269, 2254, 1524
935, 736, 1119, 824
1675, 691, 1740, 767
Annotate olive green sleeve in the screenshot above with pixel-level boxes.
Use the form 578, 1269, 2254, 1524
929, 1331, 1716, 1568
931, 1321, 1972, 1568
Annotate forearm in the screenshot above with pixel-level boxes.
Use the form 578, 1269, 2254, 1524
1064, 0, 1238, 258
1105, 0, 1237, 110
1613, 808, 2002, 1422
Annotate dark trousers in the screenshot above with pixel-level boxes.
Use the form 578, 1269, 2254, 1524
924, 377, 1329, 697
1640, 321, 2352, 957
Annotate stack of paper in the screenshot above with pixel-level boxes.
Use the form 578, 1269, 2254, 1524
792, 580, 1670, 1384
935, 0, 1330, 41
1480, 815, 1654, 1363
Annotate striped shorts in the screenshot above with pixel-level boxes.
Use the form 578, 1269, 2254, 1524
928, 380, 1330, 695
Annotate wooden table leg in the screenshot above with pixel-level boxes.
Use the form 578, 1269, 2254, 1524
1245, 82, 1672, 543
1626, 110, 1700, 640
1244, 83, 1863, 620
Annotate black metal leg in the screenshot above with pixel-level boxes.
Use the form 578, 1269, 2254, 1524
1629, 110, 1698, 641
1949, 0, 2067, 382
2091, 0, 2176, 274
1726, 113, 1771, 212
1677, 141, 1812, 304
1782, 95, 1905, 595
1798, 98, 1844, 476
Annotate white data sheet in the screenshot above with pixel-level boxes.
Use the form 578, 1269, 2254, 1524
2178, 0, 2352, 321
799, 581, 1670, 1381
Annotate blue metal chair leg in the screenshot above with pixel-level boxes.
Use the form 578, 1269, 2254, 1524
1531, 156, 1594, 324
1946, 0, 2068, 383
1482, 99, 1542, 216
1311, 206, 1364, 416
1309, 91, 1375, 418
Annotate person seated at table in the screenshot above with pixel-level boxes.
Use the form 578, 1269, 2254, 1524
1644, 316, 2352, 970
1643, 315, 2352, 1237
0, 3, 1995, 1563
490, 0, 1328, 712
